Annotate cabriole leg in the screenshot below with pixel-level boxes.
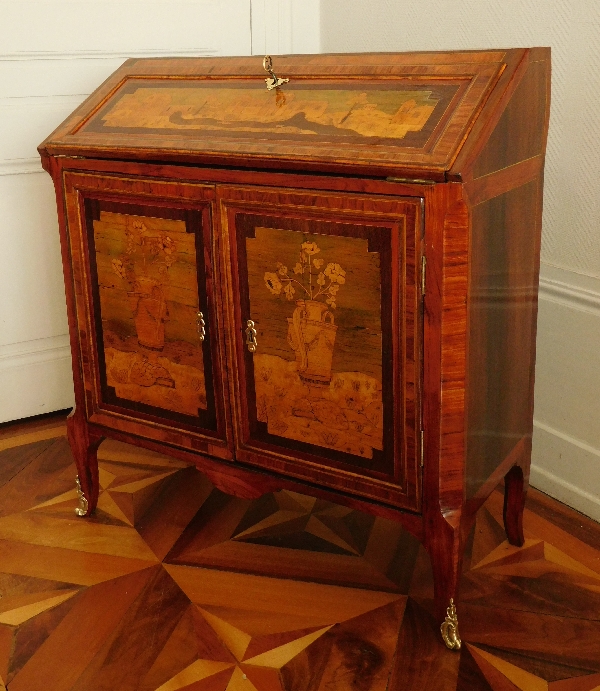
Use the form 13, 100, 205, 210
504, 464, 526, 546
66, 408, 104, 517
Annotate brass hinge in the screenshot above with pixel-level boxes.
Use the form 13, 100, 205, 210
421, 255, 427, 297
386, 176, 436, 185
420, 429, 424, 467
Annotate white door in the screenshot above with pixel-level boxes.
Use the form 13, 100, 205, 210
0, 0, 311, 423
0, 0, 320, 424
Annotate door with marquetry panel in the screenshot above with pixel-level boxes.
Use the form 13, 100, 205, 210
61, 171, 231, 457
219, 186, 423, 510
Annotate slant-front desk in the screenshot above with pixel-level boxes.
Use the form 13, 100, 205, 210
39, 49, 550, 649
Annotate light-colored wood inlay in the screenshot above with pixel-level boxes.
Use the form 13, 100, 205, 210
470, 646, 548, 691
226, 665, 260, 691
0, 425, 66, 452
164, 564, 404, 630
198, 607, 252, 662
97, 438, 188, 468
0, 589, 78, 626
156, 659, 235, 691
0, 512, 158, 562
243, 625, 333, 668
0, 539, 157, 586
96, 83, 440, 141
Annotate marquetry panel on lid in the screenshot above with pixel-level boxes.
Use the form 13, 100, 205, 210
219, 186, 423, 510
62, 172, 230, 454
39, 51, 526, 179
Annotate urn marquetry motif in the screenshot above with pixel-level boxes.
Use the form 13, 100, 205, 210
287, 299, 337, 386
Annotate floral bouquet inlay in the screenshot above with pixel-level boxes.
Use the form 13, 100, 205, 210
264, 240, 347, 386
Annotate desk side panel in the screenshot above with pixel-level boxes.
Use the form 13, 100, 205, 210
465, 179, 542, 499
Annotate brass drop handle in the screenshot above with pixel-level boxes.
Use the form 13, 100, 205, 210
197, 312, 206, 342
245, 319, 258, 352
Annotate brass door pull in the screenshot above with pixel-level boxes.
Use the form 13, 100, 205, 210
245, 319, 258, 352
197, 312, 206, 342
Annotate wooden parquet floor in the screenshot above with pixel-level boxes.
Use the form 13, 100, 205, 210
0, 414, 599, 691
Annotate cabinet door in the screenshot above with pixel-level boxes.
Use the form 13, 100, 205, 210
63, 172, 230, 457
219, 186, 423, 510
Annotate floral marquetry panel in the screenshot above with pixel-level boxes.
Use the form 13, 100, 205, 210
62, 172, 229, 452
93, 210, 206, 417
221, 186, 423, 511
251, 227, 384, 460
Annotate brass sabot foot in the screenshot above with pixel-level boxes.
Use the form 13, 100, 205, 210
75, 476, 89, 517
440, 598, 462, 650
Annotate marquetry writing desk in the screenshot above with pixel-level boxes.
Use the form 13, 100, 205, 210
39, 49, 550, 649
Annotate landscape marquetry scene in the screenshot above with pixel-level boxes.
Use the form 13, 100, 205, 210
94, 81, 442, 143
93, 211, 207, 417
247, 226, 384, 460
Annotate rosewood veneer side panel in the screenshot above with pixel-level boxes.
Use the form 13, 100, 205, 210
448, 47, 550, 182
472, 49, 551, 179
459, 49, 549, 510
465, 179, 542, 501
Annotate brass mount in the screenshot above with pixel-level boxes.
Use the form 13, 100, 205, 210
263, 55, 289, 90
75, 476, 89, 517
440, 598, 462, 650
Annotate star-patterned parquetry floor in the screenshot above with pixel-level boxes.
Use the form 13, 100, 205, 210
0, 414, 599, 691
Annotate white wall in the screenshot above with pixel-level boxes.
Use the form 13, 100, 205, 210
0, 0, 322, 426
0, 0, 320, 425
321, 0, 600, 521
0, 1, 254, 423
252, 0, 321, 55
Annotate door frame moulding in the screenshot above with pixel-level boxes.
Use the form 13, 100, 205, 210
250, 0, 321, 56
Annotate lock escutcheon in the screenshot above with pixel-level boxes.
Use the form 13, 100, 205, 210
245, 319, 258, 352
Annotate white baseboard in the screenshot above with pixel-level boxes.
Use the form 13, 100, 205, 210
0, 335, 74, 423
531, 420, 600, 522
539, 263, 600, 317
0, 158, 43, 176
533, 263, 600, 522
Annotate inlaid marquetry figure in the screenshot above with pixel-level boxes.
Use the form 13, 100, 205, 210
253, 231, 384, 459
39, 49, 550, 650
94, 211, 207, 417
93, 83, 443, 143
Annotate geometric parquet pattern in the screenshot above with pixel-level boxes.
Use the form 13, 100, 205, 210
0, 413, 599, 690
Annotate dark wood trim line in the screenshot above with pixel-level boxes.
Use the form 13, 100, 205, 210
464, 155, 543, 206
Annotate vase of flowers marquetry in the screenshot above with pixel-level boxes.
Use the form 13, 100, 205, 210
127, 276, 169, 351
287, 299, 338, 386
264, 239, 347, 388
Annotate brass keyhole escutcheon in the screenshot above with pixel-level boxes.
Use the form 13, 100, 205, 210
263, 55, 289, 91
197, 312, 206, 342
245, 319, 258, 352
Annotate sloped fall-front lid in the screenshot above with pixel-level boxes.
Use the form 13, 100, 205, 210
39, 51, 522, 179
